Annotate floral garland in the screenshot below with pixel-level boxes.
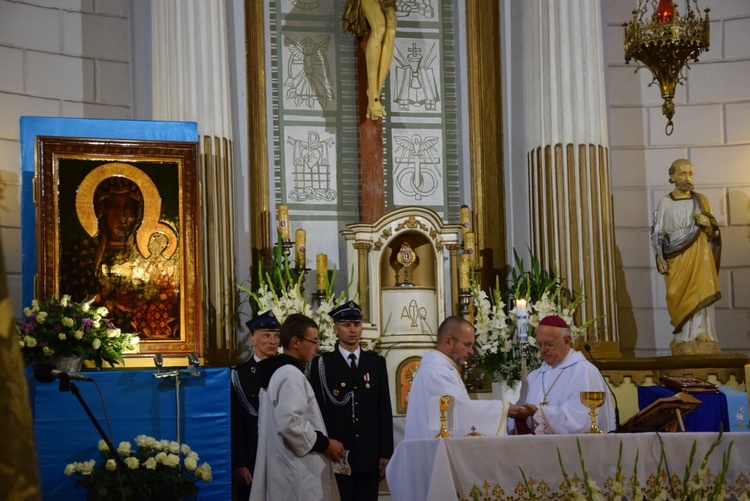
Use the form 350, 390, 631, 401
65, 435, 212, 501
471, 250, 593, 386
17, 295, 138, 369
238, 240, 347, 352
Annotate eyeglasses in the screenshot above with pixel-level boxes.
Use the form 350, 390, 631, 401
450, 337, 474, 348
539, 339, 561, 349
297, 336, 319, 346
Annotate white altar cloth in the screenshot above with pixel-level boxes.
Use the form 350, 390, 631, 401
386, 432, 750, 500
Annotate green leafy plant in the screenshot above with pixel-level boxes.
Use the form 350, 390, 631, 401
65, 435, 212, 501
17, 294, 138, 369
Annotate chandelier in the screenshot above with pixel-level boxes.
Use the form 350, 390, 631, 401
624, 0, 710, 135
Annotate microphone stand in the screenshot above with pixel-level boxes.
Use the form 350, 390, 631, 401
58, 376, 148, 499
584, 344, 624, 433
153, 363, 202, 468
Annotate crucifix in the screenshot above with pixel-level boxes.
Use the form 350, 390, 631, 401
343, 0, 397, 222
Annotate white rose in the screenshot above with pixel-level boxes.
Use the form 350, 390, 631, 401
36, 312, 48, 324
134, 435, 148, 448
144, 457, 157, 470
183, 456, 198, 471
187, 451, 199, 462
144, 436, 158, 448
155, 452, 167, 463
97, 439, 109, 452
74, 330, 84, 340
106, 459, 116, 471
92, 338, 101, 350
58, 333, 66, 341
168, 441, 180, 454
79, 460, 96, 475
195, 463, 213, 482
62, 317, 74, 328
31, 299, 39, 309
64, 463, 76, 476
158, 439, 170, 451
180, 443, 191, 455
124, 457, 139, 470
60, 295, 71, 307
164, 454, 180, 468
117, 441, 132, 455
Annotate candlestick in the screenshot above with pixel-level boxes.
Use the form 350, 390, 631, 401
316, 254, 328, 291
277, 205, 290, 242
463, 232, 475, 263
295, 229, 306, 268
459, 205, 471, 238
459, 254, 471, 290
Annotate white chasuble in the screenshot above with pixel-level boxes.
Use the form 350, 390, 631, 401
404, 350, 510, 440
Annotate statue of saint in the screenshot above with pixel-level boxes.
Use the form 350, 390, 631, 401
650, 159, 721, 355
343, 0, 397, 120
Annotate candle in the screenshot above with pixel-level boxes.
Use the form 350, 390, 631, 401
459, 205, 471, 238
516, 299, 528, 343
295, 229, 306, 268
316, 254, 328, 291
463, 232, 475, 262
459, 254, 471, 290
277, 205, 290, 242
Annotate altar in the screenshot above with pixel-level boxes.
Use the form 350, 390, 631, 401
29, 367, 231, 500
386, 432, 750, 500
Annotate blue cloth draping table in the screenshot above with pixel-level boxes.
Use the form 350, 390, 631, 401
718, 386, 750, 431
29, 366, 231, 500
385, 432, 750, 501
637, 385, 729, 432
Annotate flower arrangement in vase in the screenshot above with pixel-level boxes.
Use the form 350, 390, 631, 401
472, 250, 596, 388
65, 435, 212, 501
17, 294, 138, 369
238, 238, 349, 352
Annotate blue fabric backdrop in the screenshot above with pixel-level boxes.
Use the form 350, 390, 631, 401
638, 385, 730, 432
30, 367, 231, 500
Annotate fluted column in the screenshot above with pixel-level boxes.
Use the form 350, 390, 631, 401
524, 0, 619, 356
152, 0, 236, 364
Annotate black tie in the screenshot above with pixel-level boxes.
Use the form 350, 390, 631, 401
348, 353, 357, 373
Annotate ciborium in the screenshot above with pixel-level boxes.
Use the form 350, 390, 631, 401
580, 391, 606, 434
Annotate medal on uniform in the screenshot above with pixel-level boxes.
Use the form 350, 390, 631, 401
364, 373, 370, 388
341, 382, 346, 387
333, 389, 339, 396
250, 367, 256, 373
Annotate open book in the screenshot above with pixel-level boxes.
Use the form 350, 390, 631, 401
622, 392, 703, 432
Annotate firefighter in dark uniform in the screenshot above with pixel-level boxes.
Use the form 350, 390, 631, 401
309, 301, 394, 501
230, 310, 280, 500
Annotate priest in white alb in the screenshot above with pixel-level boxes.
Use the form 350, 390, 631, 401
403, 316, 519, 440
514, 315, 616, 434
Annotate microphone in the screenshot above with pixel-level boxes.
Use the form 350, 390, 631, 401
34, 362, 93, 382
583, 344, 623, 432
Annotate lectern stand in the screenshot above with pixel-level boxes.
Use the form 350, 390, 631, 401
623, 392, 703, 432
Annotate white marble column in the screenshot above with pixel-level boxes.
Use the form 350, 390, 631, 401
524, 0, 619, 355
152, 0, 237, 364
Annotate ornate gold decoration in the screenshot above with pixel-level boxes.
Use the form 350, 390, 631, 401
76, 163, 178, 260
624, 0, 710, 135
396, 242, 416, 286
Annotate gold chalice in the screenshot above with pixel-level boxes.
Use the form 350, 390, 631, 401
435, 395, 453, 438
580, 391, 606, 434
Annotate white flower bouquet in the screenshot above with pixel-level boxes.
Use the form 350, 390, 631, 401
238, 239, 348, 351
17, 294, 138, 369
472, 250, 594, 386
65, 435, 212, 501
